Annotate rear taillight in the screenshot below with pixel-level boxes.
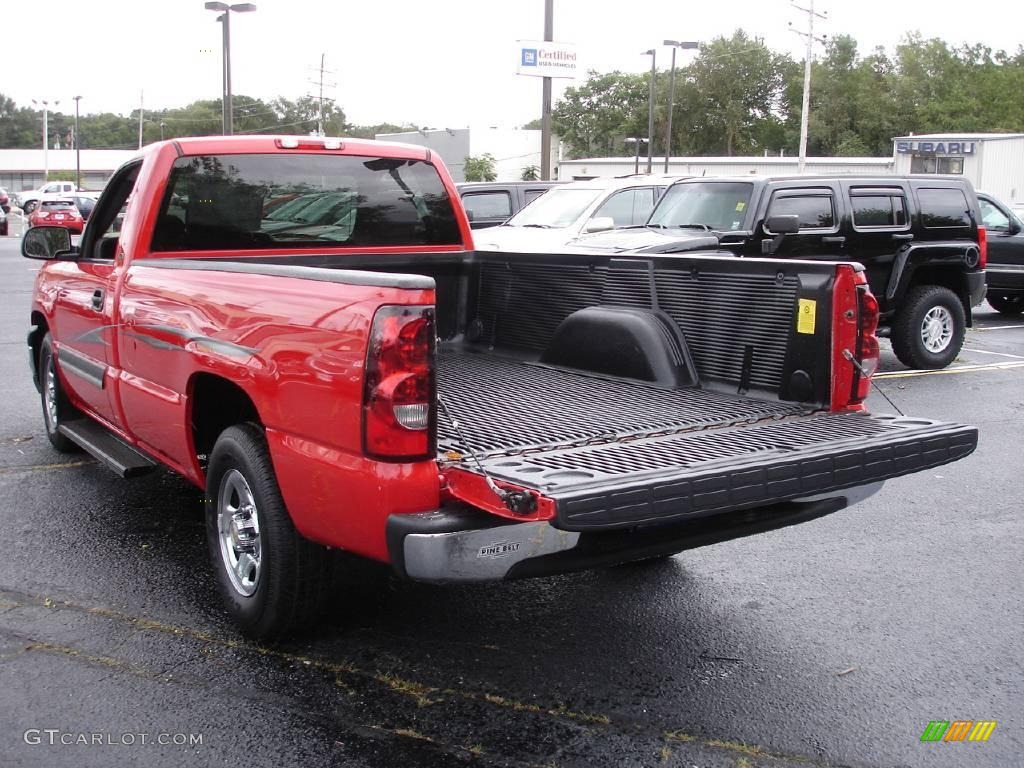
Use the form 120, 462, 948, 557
362, 305, 436, 461
830, 264, 879, 411
977, 225, 988, 270
37, 212, 49, 219
853, 286, 880, 403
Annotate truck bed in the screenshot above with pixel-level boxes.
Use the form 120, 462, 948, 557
436, 349, 976, 532
437, 349, 806, 458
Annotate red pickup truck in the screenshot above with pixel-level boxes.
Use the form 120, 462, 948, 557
23, 136, 978, 638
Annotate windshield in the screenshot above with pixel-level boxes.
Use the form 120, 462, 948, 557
152, 153, 460, 250
506, 188, 602, 228
648, 182, 754, 231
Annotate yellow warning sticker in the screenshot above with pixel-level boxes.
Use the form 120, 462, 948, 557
735, 201, 746, 212
797, 298, 816, 334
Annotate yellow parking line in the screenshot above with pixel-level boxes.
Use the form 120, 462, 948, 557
875, 361, 1024, 379
0, 460, 95, 475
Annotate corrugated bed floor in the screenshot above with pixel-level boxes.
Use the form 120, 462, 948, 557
436, 350, 808, 458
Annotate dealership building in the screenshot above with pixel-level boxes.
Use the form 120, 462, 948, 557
558, 133, 1024, 204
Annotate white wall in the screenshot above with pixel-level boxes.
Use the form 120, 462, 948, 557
468, 129, 549, 181
558, 156, 895, 179
977, 138, 1024, 202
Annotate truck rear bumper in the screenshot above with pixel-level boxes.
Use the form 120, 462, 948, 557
387, 483, 882, 582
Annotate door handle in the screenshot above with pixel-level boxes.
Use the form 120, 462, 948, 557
91, 289, 104, 311
892, 233, 914, 241
822, 236, 846, 244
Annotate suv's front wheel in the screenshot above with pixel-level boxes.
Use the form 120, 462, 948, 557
891, 285, 966, 369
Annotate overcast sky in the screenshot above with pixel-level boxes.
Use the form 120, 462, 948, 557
6, 0, 1024, 130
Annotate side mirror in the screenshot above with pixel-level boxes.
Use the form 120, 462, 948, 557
765, 214, 800, 234
584, 216, 615, 233
22, 226, 74, 260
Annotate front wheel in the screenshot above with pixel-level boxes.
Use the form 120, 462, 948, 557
22, 200, 37, 215
890, 285, 966, 370
205, 423, 333, 638
38, 334, 80, 452
987, 292, 1024, 317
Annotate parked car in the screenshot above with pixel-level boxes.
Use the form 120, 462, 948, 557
28, 199, 84, 233
16, 181, 80, 214
21, 135, 976, 637
67, 192, 100, 221
456, 181, 564, 229
977, 191, 1024, 315
0, 207, 7, 237
575, 175, 987, 369
474, 175, 682, 252
0, 187, 10, 214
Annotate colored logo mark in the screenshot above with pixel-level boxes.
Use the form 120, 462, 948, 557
521, 49, 537, 67
920, 720, 997, 742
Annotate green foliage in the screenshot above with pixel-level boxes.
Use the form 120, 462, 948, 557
552, 29, 1024, 159
464, 154, 497, 182
521, 165, 539, 181
46, 171, 78, 182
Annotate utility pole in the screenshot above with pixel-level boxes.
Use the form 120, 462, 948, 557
138, 90, 144, 149
790, 1, 828, 173
307, 53, 337, 136
31, 99, 57, 181
73, 96, 82, 189
540, 0, 553, 180
642, 49, 656, 174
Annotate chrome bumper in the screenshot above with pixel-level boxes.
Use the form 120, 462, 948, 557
387, 483, 882, 583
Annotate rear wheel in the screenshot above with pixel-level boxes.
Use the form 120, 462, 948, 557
987, 292, 1024, 316
23, 200, 37, 215
891, 285, 966, 369
38, 334, 80, 452
205, 423, 333, 638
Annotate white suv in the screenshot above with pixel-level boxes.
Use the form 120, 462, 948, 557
473, 175, 682, 252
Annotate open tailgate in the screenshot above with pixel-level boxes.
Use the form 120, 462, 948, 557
442, 412, 977, 530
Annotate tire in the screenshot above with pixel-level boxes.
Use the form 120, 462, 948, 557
23, 200, 37, 215
987, 292, 1024, 317
205, 423, 333, 639
38, 334, 80, 452
890, 285, 966, 370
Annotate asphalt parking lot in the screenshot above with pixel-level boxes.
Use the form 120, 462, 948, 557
0, 235, 1020, 768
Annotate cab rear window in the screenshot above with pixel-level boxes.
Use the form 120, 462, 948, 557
152, 153, 461, 251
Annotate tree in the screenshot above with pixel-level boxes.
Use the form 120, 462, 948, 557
552, 70, 647, 158
521, 165, 539, 181
682, 31, 790, 156
463, 154, 497, 181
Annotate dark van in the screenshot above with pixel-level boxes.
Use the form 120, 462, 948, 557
456, 181, 565, 229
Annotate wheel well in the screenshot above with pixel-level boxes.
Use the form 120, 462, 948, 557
905, 267, 972, 326
190, 374, 261, 470
29, 312, 48, 390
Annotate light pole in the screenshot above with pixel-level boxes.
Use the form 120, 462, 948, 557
160, 122, 167, 140
642, 49, 656, 174
624, 137, 648, 175
31, 99, 58, 182
73, 96, 82, 189
662, 40, 698, 173
204, 2, 257, 135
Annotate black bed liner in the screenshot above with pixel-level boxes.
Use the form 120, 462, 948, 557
436, 349, 978, 531
437, 350, 805, 457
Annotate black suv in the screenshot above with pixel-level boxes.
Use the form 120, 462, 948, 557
976, 191, 1024, 316
576, 176, 987, 369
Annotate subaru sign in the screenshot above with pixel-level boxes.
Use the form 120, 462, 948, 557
896, 140, 976, 155
516, 40, 578, 79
